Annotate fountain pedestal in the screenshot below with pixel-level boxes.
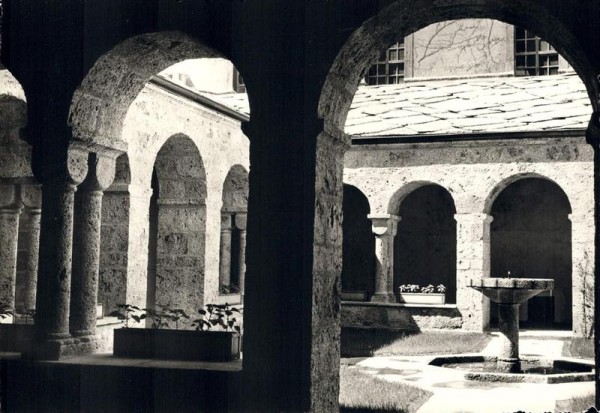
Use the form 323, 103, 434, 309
469, 278, 554, 373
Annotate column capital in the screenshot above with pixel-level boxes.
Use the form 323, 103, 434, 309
368, 214, 400, 237
21, 183, 42, 209
0, 184, 21, 210
79, 152, 118, 192
221, 213, 233, 231
234, 212, 247, 231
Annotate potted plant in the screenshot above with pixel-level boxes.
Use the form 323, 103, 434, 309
398, 284, 447, 304
112, 303, 242, 362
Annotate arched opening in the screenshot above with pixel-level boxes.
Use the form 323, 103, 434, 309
0, 66, 41, 323
341, 184, 375, 300
147, 134, 207, 321
394, 185, 457, 303
98, 154, 131, 316
490, 177, 572, 330
219, 165, 249, 298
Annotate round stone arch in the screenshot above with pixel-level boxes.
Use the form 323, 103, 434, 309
387, 180, 453, 215
318, 0, 598, 131
68, 31, 249, 151
219, 164, 249, 296
486, 175, 576, 332
390, 182, 458, 303
147, 134, 208, 322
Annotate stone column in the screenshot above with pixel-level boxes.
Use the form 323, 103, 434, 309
497, 303, 521, 373
219, 213, 233, 290
0, 185, 22, 311
33, 146, 88, 359
454, 213, 493, 331
235, 213, 247, 300
20, 184, 43, 313
368, 214, 400, 303
569, 213, 594, 337
70, 153, 116, 338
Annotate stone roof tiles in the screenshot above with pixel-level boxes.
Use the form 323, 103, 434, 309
202, 73, 591, 137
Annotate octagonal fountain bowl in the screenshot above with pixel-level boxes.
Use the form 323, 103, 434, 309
428, 278, 594, 383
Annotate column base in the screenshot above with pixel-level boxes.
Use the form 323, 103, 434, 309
370, 293, 396, 303
496, 358, 521, 373
27, 335, 101, 360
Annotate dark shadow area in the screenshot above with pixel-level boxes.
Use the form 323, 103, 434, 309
342, 185, 375, 298
394, 185, 457, 303
490, 178, 572, 330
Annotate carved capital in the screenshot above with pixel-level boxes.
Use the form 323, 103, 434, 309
234, 212, 247, 231
454, 213, 494, 226
20, 184, 42, 209
0, 184, 20, 209
368, 214, 400, 237
221, 213, 233, 231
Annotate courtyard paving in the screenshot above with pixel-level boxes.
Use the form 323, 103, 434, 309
344, 331, 594, 413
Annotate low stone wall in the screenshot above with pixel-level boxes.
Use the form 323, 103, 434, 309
341, 301, 463, 330
96, 318, 125, 353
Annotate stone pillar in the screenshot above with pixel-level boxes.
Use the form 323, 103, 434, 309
569, 213, 595, 337
0, 185, 22, 311
368, 214, 400, 303
21, 208, 41, 311
219, 213, 233, 289
235, 213, 247, 300
497, 303, 521, 373
33, 146, 88, 359
455, 213, 493, 331
70, 153, 116, 338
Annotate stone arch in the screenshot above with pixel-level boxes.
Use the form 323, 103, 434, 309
1, 65, 41, 320
98, 153, 131, 315
341, 184, 375, 299
68, 31, 235, 150
219, 165, 249, 296
483, 172, 568, 216
147, 134, 207, 322
393, 184, 458, 304
489, 177, 573, 330
387, 180, 452, 215
318, 0, 597, 131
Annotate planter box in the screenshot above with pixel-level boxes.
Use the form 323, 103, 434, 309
341, 291, 368, 301
398, 293, 446, 305
0, 324, 34, 352
113, 328, 241, 362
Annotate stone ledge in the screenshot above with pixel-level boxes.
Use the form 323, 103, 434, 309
342, 301, 457, 310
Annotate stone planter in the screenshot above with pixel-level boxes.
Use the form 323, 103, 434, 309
113, 328, 241, 362
341, 291, 368, 301
0, 324, 34, 352
398, 292, 446, 305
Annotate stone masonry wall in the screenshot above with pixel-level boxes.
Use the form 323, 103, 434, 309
344, 136, 595, 336
118, 82, 250, 310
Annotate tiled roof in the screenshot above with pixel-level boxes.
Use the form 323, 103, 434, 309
203, 73, 591, 137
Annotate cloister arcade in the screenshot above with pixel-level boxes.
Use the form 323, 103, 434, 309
2, 0, 600, 411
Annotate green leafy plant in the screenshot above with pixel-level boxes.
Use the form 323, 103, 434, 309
15, 306, 36, 324
0, 304, 13, 323
192, 303, 241, 333
109, 304, 144, 328
144, 307, 190, 329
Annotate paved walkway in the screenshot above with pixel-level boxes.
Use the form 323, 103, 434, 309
345, 331, 594, 413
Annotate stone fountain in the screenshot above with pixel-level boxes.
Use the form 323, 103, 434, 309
468, 277, 554, 373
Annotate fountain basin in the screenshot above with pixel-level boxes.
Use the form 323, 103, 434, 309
469, 278, 554, 304
429, 355, 594, 384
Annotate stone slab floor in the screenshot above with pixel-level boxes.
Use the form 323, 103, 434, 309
345, 331, 594, 413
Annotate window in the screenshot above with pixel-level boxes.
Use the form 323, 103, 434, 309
233, 69, 246, 93
365, 42, 405, 85
515, 27, 559, 76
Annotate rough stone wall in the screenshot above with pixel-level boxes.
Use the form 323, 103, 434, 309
118, 82, 249, 310
344, 136, 595, 336
407, 19, 514, 79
